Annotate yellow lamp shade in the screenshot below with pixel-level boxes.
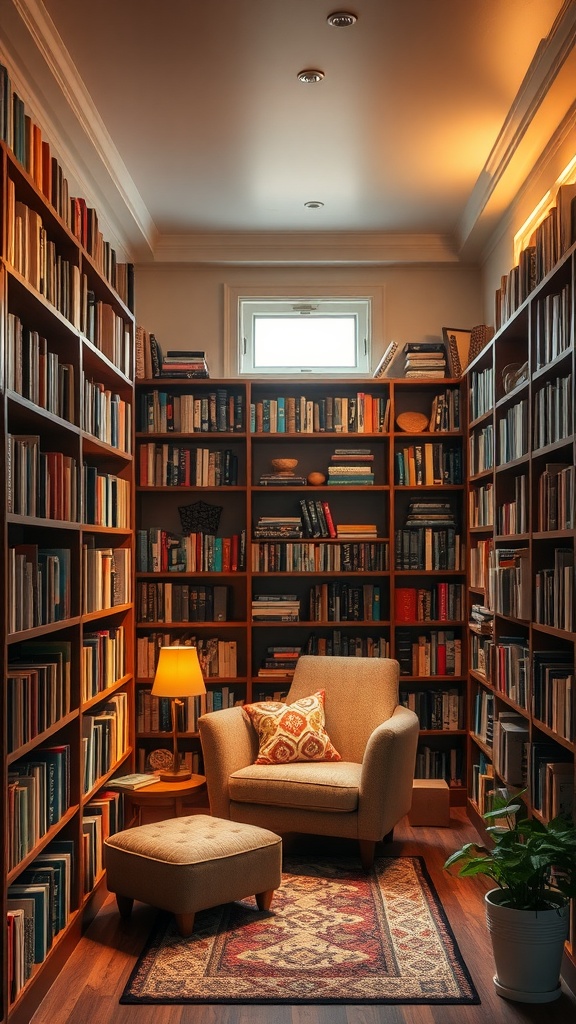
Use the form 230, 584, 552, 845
150, 646, 206, 698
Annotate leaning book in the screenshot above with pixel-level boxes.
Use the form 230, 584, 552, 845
108, 773, 160, 790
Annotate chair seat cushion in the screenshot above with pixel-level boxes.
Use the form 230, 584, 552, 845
229, 760, 361, 812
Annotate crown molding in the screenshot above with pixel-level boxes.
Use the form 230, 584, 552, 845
2, 0, 156, 259
457, 0, 576, 259
149, 232, 460, 266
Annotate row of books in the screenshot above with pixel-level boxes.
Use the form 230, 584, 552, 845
494, 637, 529, 708
469, 365, 494, 422
82, 692, 128, 794
7, 839, 75, 1001
136, 528, 246, 573
427, 387, 461, 432
473, 689, 494, 747
537, 462, 575, 531
135, 635, 238, 681
497, 398, 528, 465
300, 499, 337, 538
469, 423, 493, 475
303, 633, 390, 659
395, 583, 464, 622
82, 379, 132, 454
249, 394, 391, 434
532, 373, 572, 450
396, 629, 462, 677
487, 545, 530, 620
84, 468, 131, 529
535, 283, 573, 370
8, 641, 72, 753
399, 688, 464, 730
7, 313, 75, 422
8, 746, 71, 871
394, 443, 462, 486
470, 537, 492, 590
492, 712, 528, 786
139, 443, 239, 487
0, 60, 133, 304
8, 436, 79, 521
468, 481, 493, 528
534, 547, 574, 632
10, 545, 71, 633
532, 650, 574, 742
495, 183, 576, 329
82, 545, 131, 613
82, 626, 126, 703
531, 739, 574, 817
138, 389, 244, 434
307, 583, 382, 622
85, 293, 132, 378
137, 582, 229, 623
81, 788, 126, 893
470, 631, 493, 682
136, 688, 206, 733
251, 540, 390, 573
415, 746, 462, 787
495, 474, 527, 535
394, 527, 463, 572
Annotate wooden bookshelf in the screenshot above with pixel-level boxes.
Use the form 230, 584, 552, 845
465, 239, 576, 967
134, 374, 467, 803
0, 120, 135, 1024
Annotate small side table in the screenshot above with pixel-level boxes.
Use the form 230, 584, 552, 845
124, 774, 208, 827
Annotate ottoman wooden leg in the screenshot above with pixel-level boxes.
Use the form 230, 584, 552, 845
255, 889, 274, 911
116, 894, 134, 919
175, 912, 195, 937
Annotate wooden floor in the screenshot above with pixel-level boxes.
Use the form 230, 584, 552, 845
30, 808, 576, 1024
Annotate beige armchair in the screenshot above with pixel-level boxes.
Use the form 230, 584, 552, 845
198, 655, 419, 869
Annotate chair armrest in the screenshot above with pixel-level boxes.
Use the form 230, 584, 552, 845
358, 705, 419, 839
198, 706, 258, 819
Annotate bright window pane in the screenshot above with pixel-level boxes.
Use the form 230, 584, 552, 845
254, 316, 357, 367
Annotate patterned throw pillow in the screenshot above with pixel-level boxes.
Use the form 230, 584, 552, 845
243, 690, 342, 765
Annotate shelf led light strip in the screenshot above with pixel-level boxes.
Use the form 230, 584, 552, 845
513, 153, 576, 264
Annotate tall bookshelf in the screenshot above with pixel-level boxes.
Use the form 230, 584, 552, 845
0, 124, 135, 1024
134, 374, 467, 803
465, 240, 576, 972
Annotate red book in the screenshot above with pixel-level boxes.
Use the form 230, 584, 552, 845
321, 501, 337, 539
395, 588, 417, 622
437, 636, 447, 675
437, 582, 448, 620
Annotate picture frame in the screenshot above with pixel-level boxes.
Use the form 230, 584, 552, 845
442, 327, 472, 378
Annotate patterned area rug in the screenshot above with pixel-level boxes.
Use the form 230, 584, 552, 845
120, 855, 479, 1004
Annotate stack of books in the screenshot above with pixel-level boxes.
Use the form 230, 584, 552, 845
257, 646, 301, 677
403, 342, 447, 378
253, 516, 303, 539
251, 595, 300, 621
336, 524, 378, 539
258, 470, 307, 486
160, 349, 210, 378
327, 448, 375, 485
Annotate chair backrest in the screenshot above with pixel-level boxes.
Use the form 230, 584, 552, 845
285, 655, 400, 763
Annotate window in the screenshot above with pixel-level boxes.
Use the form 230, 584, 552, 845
238, 297, 371, 376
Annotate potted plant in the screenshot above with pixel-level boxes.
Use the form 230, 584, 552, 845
445, 791, 576, 1003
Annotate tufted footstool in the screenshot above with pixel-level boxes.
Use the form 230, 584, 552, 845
104, 814, 282, 937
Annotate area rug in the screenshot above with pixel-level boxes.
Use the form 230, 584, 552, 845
120, 855, 479, 1005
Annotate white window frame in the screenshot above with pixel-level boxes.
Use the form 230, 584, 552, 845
224, 287, 380, 377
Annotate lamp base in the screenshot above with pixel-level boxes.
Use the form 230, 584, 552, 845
157, 767, 192, 783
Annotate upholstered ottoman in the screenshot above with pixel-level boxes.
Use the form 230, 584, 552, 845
104, 814, 282, 936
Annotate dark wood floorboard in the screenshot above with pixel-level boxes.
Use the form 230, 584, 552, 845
29, 809, 576, 1024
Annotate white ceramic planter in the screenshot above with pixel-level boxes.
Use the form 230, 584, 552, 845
485, 888, 570, 1003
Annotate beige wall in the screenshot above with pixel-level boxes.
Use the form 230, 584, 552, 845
135, 262, 483, 377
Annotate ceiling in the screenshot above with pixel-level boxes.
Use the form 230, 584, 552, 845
2, 0, 575, 263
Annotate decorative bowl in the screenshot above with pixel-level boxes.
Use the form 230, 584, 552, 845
271, 458, 299, 476
396, 411, 429, 433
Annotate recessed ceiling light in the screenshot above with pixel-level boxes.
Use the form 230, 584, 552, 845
327, 12, 357, 28
304, 201, 324, 209
297, 69, 325, 84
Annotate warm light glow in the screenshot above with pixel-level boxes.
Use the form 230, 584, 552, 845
151, 646, 206, 698
513, 154, 576, 263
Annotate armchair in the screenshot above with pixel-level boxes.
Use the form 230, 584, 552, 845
198, 655, 419, 868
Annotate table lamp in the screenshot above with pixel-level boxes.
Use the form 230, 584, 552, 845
150, 645, 206, 781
